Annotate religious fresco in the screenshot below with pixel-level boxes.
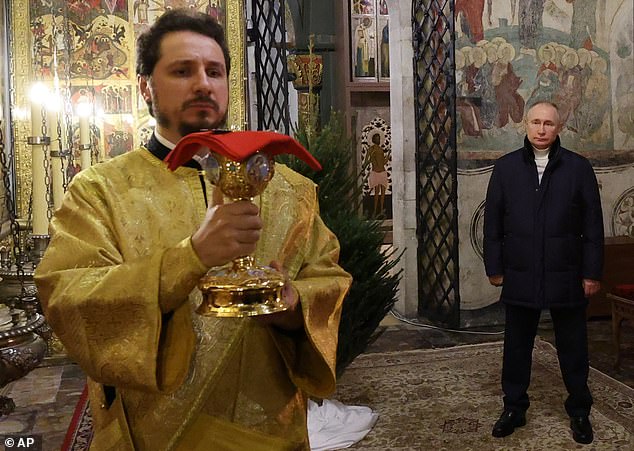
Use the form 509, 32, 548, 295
457, 0, 634, 254
96, 84, 134, 114
355, 109, 392, 220
30, 1, 130, 80
28, 0, 228, 163
455, 0, 634, 169
103, 119, 134, 157
612, 186, 634, 237
350, 0, 389, 82
8, 0, 246, 217
131, 0, 226, 35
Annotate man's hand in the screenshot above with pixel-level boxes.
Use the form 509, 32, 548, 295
488, 275, 504, 287
582, 279, 601, 298
257, 261, 304, 332
192, 187, 263, 268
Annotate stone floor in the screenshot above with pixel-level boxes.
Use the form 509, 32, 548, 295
0, 362, 85, 450
1, 315, 633, 450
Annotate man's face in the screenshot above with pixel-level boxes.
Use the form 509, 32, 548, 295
139, 31, 229, 143
525, 103, 562, 150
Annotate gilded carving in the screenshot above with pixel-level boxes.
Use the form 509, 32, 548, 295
288, 51, 324, 140
288, 54, 324, 90
8, 0, 247, 219
225, 0, 247, 130
10, 0, 31, 217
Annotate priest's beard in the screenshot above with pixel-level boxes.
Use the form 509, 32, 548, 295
176, 110, 228, 137
149, 97, 227, 138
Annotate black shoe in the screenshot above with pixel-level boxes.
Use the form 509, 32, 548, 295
492, 410, 527, 438
570, 416, 593, 444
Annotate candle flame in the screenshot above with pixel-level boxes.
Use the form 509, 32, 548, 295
29, 82, 49, 105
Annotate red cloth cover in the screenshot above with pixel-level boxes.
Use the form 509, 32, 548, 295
164, 130, 321, 171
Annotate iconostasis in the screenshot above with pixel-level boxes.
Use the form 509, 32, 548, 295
6, 0, 247, 219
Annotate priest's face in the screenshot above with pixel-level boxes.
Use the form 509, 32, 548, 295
139, 31, 229, 143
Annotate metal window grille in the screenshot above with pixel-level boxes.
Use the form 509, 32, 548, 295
250, 0, 290, 133
412, 0, 459, 326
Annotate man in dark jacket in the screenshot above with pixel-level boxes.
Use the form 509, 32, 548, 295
484, 101, 603, 444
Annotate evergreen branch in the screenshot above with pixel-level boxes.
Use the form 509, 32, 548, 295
281, 111, 402, 376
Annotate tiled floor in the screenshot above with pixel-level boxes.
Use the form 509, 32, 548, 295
0, 362, 85, 450
1, 315, 633, 450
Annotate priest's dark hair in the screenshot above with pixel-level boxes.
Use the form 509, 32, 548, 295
136, 8, 231, 77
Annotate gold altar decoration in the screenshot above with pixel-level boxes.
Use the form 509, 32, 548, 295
225, 0, 248, 131
8, 0, 248, 218
287, 36, 324, 141
195, 152, 287, 317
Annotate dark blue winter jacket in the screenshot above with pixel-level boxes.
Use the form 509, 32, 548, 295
483, 136, 604, 309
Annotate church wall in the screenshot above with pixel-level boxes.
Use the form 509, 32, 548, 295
387, 0, 417, 317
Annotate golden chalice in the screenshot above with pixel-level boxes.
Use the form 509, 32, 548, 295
195, 151, 287, 317
166, 129, 321, 316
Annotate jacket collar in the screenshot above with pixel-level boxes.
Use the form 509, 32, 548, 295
522, 135, 562, 166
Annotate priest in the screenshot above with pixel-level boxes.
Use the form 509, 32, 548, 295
35, 9, 351, 450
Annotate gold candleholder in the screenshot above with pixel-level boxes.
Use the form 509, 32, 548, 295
195, 151, 287, 317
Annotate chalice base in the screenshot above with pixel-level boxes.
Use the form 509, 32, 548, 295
197, 262, 287, 317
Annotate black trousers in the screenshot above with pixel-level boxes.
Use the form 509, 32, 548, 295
501, 303, 593, 417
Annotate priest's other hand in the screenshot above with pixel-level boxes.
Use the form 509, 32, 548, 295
257, 261, 304, 332
192, 186, 262, 268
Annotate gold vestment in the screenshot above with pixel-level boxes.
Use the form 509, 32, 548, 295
34, 148, 351, 450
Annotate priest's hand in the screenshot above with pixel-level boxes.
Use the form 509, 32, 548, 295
192, 186, 263, 268
257, 261, 304, 332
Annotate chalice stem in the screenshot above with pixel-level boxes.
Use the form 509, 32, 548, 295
233, 256, 254, 271
196, 151, 286, 316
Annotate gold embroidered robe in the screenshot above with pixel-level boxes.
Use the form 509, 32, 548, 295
34, 148, 351, 450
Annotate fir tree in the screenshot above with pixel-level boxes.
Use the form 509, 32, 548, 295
280, 111, 402, 376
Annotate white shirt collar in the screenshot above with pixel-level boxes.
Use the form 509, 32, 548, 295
532, 145, 550, 159
155, 130, 176, 150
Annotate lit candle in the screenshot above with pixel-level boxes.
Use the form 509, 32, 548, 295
79, 115, 89, 146
31, 145, 48, 235
48, 108, 64, 210
30, 84, 47, 139
77, 102, 91, 170
50, 153, 64, 210
30, 83, 49, 236
47, 108, 61, 151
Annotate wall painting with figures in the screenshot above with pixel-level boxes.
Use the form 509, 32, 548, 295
456, 0, 634, 312
357, 112, 392, 220
350, 0, 389, 82
455, 0, 634, 169
27, 0, 227, 163
9, 0, 245, 215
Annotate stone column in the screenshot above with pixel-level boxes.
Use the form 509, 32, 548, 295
387, 0, 418, 317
